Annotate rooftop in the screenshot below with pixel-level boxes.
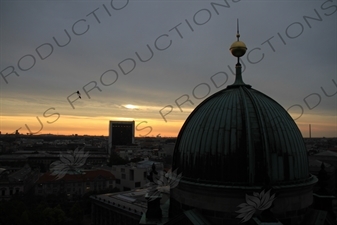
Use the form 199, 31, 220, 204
91, 188, 150, 216
37, 169, 115, 183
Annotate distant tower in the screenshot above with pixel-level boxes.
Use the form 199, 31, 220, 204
108, 121, 135, 154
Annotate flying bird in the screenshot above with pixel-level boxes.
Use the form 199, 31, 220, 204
76, 91, 81, 99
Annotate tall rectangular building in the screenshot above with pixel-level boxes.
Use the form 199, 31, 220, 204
108, 121, 135, 153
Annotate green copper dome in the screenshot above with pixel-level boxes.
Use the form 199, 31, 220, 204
172, 84, 310, 186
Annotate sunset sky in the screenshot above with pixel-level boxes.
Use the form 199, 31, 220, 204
1, 0, 336, 137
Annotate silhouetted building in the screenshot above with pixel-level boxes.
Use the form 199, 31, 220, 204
110, 161, 163, 191
0, 153, 108, 172
35, 169, 115, 199
109, 121, 135, 154
0, 164, 39, 200
91, 189, 149, 225
309, 157, 336, 194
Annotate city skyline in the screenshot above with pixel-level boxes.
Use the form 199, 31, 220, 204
1, 1, 336, 137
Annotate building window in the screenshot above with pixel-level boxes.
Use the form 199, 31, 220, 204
123, 187, 131, 191
122, 174, 126, 179
129, 170, 134, 181
135, 182, 141, 188
1, 190, 5, 196
144, 172, 147, 179
121, 168, 125, 172
116, 179, 121, 184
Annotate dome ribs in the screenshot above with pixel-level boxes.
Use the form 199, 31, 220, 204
172, 84, 311, 186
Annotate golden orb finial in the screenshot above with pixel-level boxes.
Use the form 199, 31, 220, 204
230, 19, 247, 58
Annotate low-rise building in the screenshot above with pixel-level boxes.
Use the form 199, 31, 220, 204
90, 187, 172, 225
0, 164, 39, 200
0, 152, 108, 172
90, 188, 149, 225
309, 157, 336, 194
35, 169, 115, 199
111, 161, 163, 191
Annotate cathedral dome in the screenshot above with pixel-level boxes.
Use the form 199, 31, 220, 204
172, 83, 311, 186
